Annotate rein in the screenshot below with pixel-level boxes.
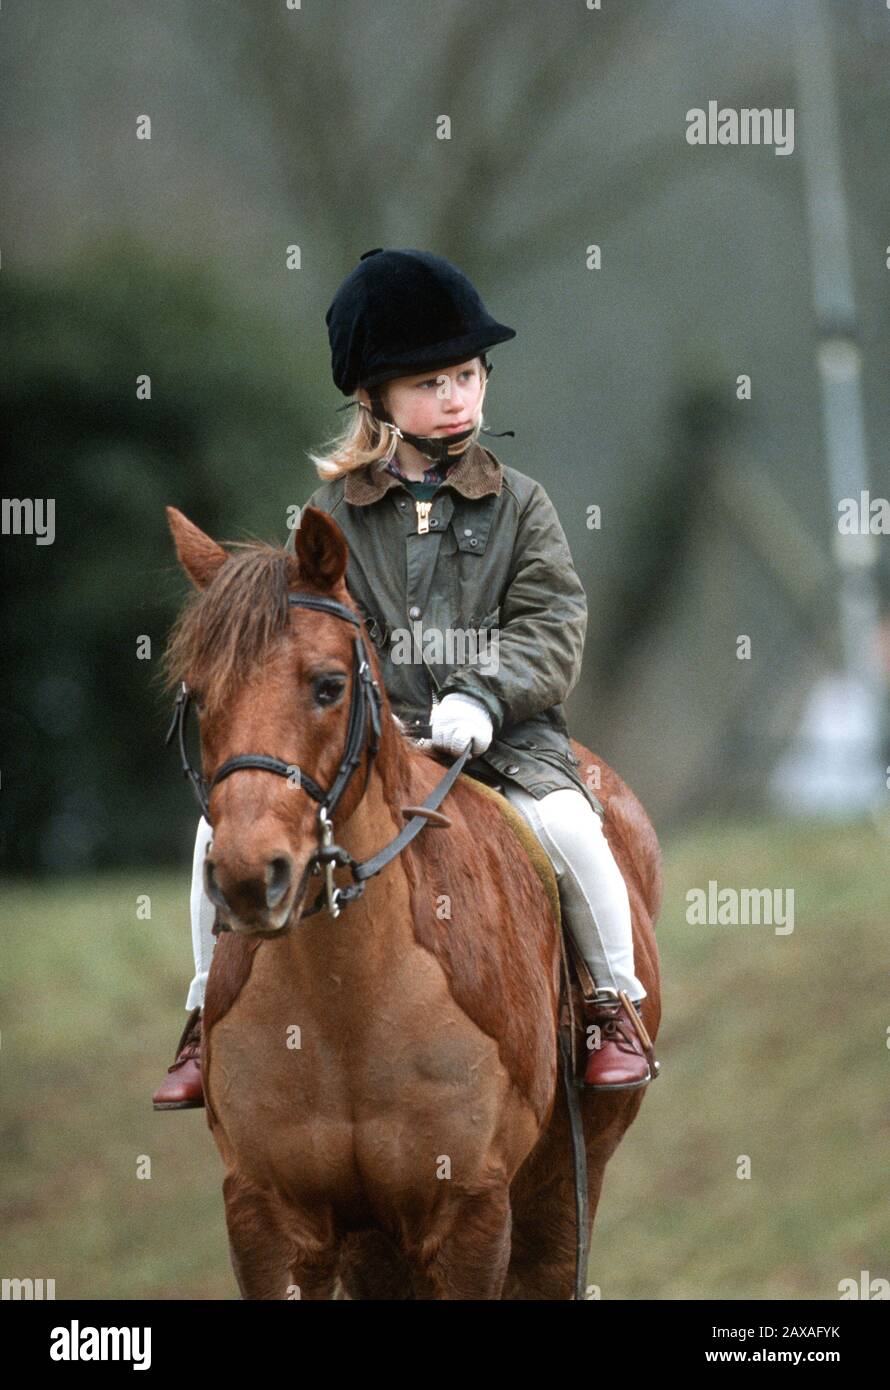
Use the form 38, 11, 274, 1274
166, 590, 471, 922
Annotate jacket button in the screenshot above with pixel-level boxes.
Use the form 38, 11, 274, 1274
469, 538, 478, 547
464, 528, 473, 536
505, 764, 520, 775
430, 518, 438, 527
408, 605, 421, 619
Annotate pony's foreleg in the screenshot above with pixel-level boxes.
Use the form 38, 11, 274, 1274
503, 1162, 607, 1300
412, 1184, 513, 1300
506, 1113, 627, 1299
223, 1172, 337, 1300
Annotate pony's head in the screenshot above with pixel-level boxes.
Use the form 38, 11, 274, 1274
164, 505, 397, 935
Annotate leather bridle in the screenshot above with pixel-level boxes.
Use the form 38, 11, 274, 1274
166, 590, 471, 923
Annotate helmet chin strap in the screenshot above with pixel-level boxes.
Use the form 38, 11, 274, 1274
367, 396, 477, 467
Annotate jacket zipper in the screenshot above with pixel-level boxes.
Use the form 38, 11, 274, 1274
410, 498, 440, 712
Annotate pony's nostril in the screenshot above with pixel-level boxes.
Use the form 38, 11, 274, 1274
205, 860, 229, 910
265, 856, 293, 910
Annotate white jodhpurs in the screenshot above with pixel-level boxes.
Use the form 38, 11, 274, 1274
185, 817, 215, 1012
183, 785, 646, 1011
498, 785, 647, 1004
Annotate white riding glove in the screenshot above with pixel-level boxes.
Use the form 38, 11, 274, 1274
430, 692, 494, 757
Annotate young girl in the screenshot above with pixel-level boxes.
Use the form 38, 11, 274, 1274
152, 248, 659, 1110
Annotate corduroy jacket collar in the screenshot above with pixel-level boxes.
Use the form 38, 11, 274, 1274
343, 441, 503, 507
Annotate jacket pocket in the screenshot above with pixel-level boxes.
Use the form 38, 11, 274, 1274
531, 745, 582, 773
500, 717, 579, 766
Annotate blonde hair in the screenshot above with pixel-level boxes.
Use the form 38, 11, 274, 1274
308, 356, 490, 481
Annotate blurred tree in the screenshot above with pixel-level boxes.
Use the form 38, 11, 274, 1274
1, 236, 318, 873
189, 0, 686, 282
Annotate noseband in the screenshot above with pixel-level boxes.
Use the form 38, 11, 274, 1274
166, 590, 471, 922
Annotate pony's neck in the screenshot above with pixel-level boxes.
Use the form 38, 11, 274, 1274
332, 715, 414, 872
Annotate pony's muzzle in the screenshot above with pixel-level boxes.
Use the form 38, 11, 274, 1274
205, 848, 302, 934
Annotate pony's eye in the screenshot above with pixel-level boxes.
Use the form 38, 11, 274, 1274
313, 675, 346, 707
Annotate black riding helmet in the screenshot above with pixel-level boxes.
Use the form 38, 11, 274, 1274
326, 248, 516, 466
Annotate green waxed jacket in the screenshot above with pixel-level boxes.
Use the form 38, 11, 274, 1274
288, 442, 604, 817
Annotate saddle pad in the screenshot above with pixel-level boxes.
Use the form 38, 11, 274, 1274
458, 772, 561, 929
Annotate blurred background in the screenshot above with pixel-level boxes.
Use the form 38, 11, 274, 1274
2, 0, 888, 1299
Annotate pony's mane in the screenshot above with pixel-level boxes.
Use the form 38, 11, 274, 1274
164, 533, 411, 819
164, 542, 298, 712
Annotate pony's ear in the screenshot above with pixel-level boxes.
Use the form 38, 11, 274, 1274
293, 506, 348, 590
166, 507, 228, 590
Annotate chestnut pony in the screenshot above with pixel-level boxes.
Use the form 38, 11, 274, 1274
164, 503, 662, 1300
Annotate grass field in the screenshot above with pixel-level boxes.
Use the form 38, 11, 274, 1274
2, 813, 888, 1300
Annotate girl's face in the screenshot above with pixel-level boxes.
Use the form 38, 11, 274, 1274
363, 358, 485, 437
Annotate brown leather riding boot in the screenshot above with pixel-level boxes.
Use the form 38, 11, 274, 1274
581, 992, 659, 1091
152, 1006, 205, 1110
